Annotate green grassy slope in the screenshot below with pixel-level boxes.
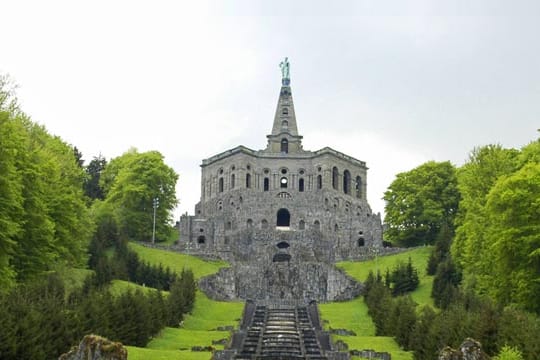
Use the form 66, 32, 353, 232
319, 246, 434, 360
125, 244, 243, 360
128, 242, 229, 280
338, 246, 434, 307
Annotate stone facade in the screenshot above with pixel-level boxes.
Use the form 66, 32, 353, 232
179, 73, 383, 302
179, 81, 383, 263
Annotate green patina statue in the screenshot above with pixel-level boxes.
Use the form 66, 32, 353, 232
279, 57, 290, 83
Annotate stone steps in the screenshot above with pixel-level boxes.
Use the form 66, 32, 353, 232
232, 304, 328, 360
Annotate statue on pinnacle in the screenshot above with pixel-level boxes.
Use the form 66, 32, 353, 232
279, 57, 290, 85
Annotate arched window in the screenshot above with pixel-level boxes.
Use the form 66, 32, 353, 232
282, 120, 288, 128
332, 167, 339, 190
334, 223, 339, 232
299, 178, 304, 192
299, 220, 305, 230
231, 174, 235, 189
313, 220, 321, 231
276, 208, 290, 227
317, 175, 322, 190
343, 170, 351, 195
264, 177, 269, 191
280, 177, 288, 188
261, 219, 268, 229
246, 173, 251, 188
282, 107, 289, 115
281, 139, 289, 154
281, 138, 288, 153
355, 176, 362, 198
219, 178, 224, 193
247, 219, 253, 228
197, 236, 206, 244
357, 238, 365, 247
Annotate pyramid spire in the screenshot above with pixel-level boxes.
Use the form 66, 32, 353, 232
266, 57, 303, 154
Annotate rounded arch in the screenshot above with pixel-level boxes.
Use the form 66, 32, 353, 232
276, 208, 290, 227
313, 220, 321, 231
357, 238, 365, 247
219, 177, 224, 193
276, 241, 290, 249
355, 176, 362, 198
281, 138, 289, 153
332, 166, 339, 190
317, 175, 322, 190
197, 236, 206, 244
343, 170, 351, 195
299, 220, 305, 230
261, 219, 269, 229
298, 178, 304, 192
247, 219, 253, 228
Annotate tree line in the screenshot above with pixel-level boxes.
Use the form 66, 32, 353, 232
0, 75, 179, 291
381, 138, 540, 358
384, 138, 539, 314
363, 262, 539, 360
0, 267, 195, 359
0, 75, 191, 358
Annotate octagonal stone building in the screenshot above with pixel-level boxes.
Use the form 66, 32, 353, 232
179, 67, 383, 267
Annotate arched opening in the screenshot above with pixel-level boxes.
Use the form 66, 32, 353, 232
355, 176, 362, 198
317, 175, 322, 190
299, 220, 305, 230
261, 219, 268, 229
343, 170, 351, 194
281, 120, 288, 128
280, 177, 288, 188
281, 138, 288, 153
247, 219, 253, 228
219, 177, 224, 192
276, 241, 290, 249
334, 223, 339, 232
357, 238, 365, 247
231, 174, 235, 189
276, 208, 290, 227
282, 107, 289, 115
332, 167, 339, 190
313, 220, 321, 231
246, 173, 251, 188
298, 178, 304, 192
197, 236, 206, 244
264, 177, 269, 191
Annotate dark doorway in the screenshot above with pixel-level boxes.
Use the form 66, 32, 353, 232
197, 236, 206, 244
276, 208, 290, 227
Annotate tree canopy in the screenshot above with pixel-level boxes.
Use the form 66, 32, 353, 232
383, 161, 460, 247
100, 149, 178, 242
452, 140, 540, 313
0, 76, 93, 288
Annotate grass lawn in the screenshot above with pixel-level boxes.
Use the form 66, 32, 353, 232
126, 346, 212, 360
338, 246, 434, 307
125, 244, 243, 360
108, 279, 163, 297
318, 247, 434, 360
128, 242, 229, 280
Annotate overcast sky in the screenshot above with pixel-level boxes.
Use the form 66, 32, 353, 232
2, 1, 539, 220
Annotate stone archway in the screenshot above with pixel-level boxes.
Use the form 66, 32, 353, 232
276, 208, 290, 227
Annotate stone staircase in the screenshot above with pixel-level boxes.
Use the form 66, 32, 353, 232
214, 301, 349, 360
